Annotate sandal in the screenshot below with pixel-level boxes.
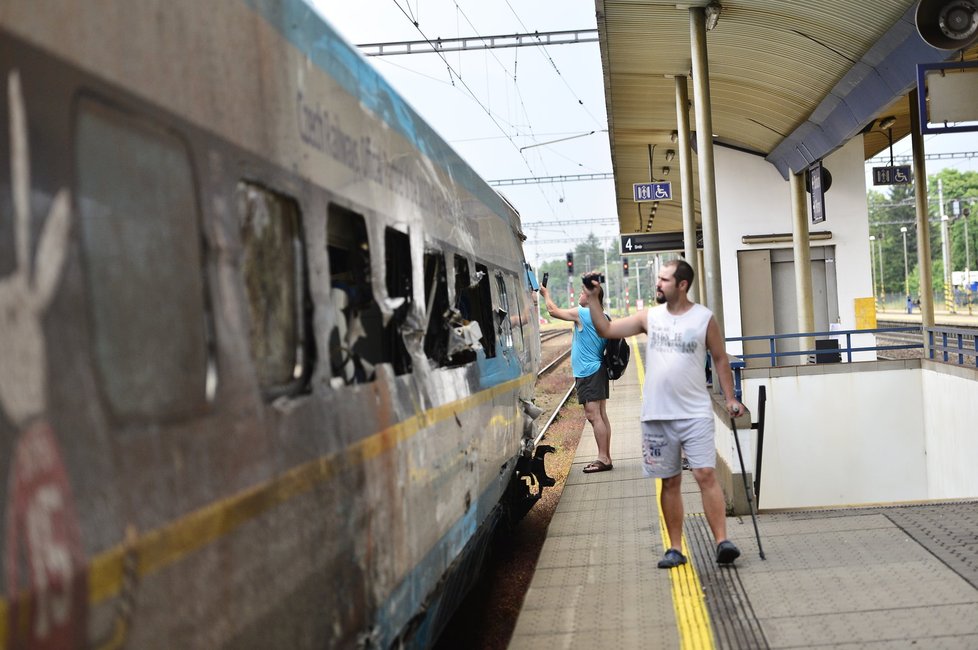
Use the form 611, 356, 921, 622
657, 549, 687, 569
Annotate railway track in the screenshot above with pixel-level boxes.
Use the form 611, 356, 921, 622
539, 328, 571, 344
874, 319, 977, 361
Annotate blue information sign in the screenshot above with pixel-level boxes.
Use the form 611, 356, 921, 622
632, 182, 672, 202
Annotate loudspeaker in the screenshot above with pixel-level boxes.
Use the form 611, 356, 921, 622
916, 0, 978, 50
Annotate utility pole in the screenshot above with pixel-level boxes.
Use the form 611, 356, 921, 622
939, 179, 955, 313
603, 240, 609, 310
951, 198, 973, 315
967, 204, 973, 315
901, 226, 910, 299
635, 257, 642, 307
870, 235, 878, 309
877, 235, 885, 310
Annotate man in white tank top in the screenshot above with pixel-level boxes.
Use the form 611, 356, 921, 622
584, 259, 745, 568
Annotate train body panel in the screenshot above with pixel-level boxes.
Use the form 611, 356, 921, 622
0, 1, 543, 647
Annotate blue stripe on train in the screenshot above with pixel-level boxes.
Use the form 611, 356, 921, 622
242, 0, 514, 225
476, 348, 523, 389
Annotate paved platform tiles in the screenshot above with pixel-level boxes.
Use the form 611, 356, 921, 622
510, 337, 978, 649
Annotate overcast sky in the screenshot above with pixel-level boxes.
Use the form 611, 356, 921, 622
314, 1, 978, 264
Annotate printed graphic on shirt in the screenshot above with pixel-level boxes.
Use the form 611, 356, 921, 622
649, 324, 699, 354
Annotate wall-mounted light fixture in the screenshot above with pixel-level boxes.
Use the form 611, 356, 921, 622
704, 1, 722, 31
670, 130, 678, 143
742, 231, 833, 245
665, 149, 676, 161
661, 166, 671, 176
877, 115, 897, 130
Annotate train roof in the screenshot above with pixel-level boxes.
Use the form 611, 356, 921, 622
246, 0, 523, 231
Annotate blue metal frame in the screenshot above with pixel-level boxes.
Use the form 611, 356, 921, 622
723, 325, 978, 401
916, 61, 978, 135
927, 325, 978, 367
724, 326, 923, 401
727, 326, 921, 365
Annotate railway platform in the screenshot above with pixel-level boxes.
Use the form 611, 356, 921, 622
510, 335, 978, 649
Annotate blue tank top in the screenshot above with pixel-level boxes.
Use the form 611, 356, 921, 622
571, 307, 606, 378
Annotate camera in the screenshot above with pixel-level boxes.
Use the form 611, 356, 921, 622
541, 272, 549, 288
582, 273, 605, 288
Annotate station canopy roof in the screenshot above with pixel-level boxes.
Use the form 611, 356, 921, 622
596, 0, 978, 236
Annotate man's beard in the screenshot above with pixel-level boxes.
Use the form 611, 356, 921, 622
656, 293, 666, 304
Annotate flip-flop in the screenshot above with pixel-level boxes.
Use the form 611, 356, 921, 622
583, 460, 613, 473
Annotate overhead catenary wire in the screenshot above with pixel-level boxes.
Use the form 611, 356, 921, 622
389, 0, 563, 219
386, 0, 613, 230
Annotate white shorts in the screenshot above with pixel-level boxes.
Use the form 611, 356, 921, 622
641, 418, 715, 479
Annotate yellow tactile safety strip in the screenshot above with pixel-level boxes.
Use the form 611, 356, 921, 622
0, 373, 534, 638
633, 338, 716, 650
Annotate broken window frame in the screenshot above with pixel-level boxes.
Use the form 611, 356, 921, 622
383, 226, 412, 376
237, 181, 315, 400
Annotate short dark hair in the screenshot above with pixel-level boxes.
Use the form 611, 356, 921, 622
664, 259, 694, 292
581, 276, 604, 303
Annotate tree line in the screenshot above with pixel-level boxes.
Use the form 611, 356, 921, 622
868, 168, 978, 302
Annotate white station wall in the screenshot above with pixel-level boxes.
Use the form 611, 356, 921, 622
744, 367, 929, 509
713, 138, 875, 344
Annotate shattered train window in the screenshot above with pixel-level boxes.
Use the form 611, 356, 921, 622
445, 256, 477, 366
468, 264, 496, 358
327, 210, 412, 381
423, 251, 450, 365
327, 205, 377, 385
237, 181, 314, 399
505, 273, 525, 354
495, 273, 513, 349
384, 227, 412, 375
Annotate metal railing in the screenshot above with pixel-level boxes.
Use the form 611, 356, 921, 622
727, 326, 921, 365
720, 324, 977, 401
927, 325, 978, 367
723, 326, 922, 401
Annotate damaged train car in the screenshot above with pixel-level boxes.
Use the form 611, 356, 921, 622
0, 1, 551, 648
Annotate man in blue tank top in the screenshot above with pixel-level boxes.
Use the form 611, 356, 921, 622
540, 274, 613, 473
584, 259, 745, 568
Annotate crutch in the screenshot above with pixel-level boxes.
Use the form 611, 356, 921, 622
730, 415, 766, 560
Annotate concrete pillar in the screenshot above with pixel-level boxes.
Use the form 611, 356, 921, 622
909, 89, 935, 346
790, 171, 815, 359
675, 75, 698, 302
689, 7, 724, 334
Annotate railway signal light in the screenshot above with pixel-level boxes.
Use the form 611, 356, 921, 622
566, 252, 574, 275
622, 259, 630, 276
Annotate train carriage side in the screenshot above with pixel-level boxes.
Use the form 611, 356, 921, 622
0, 2, 543, 649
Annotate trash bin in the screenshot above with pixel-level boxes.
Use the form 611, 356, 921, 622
814, 338, 841, 364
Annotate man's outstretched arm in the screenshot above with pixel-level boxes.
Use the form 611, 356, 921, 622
539, 286, 579, 323
583, 283, 647, 339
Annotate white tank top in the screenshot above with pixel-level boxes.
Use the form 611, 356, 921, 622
641, 303, 713, 421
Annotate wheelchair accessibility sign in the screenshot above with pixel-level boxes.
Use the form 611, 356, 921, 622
872, 165, 912, 185
633, 182, 672, 202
